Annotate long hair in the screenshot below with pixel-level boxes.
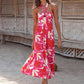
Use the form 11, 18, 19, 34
32, 0, 51, 9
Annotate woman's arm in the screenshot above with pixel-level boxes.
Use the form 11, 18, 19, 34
51, 3, 61, 40
32, 7, 38, 41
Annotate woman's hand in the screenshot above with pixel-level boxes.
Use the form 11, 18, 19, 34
57, 38, 62, 48
32, 40, 34, 50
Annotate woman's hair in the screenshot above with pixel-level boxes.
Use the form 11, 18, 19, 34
32, 0, 51, 9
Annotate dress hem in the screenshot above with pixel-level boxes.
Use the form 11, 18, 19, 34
21, 69, 55, 79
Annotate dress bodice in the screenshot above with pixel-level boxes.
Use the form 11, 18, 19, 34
37, 12, 53, 24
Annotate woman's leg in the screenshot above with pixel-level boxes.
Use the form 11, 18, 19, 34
42, 78, 48, 84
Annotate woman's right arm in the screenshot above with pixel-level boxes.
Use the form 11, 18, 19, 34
32, 7, 38, 42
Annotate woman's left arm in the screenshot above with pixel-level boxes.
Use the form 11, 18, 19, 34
51, 3, 62, 48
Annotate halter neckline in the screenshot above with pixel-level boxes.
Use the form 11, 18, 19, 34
40, 3, 48, 17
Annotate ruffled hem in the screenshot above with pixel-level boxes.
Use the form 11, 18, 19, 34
21, 68, 55, 79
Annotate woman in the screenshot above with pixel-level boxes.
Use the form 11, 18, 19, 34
21, 0, 62, 84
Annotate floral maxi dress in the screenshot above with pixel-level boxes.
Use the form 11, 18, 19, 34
21, 3, 55, 79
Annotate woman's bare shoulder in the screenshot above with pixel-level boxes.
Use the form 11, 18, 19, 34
50, 2, 57, 12
32, 5, 38, 13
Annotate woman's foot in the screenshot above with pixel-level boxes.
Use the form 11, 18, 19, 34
42, 78, 48, 84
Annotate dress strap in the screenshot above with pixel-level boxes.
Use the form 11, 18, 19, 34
40, 3, 48, 16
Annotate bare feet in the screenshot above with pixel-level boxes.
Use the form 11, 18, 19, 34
42, 78, 48, 84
